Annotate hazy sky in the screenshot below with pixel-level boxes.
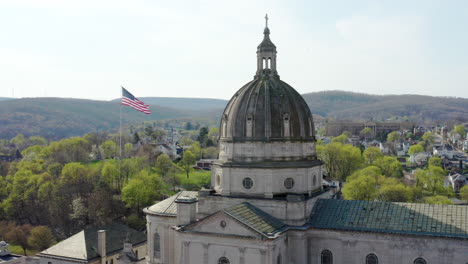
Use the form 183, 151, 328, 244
1, 0, 467, 100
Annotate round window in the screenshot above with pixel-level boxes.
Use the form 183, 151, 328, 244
284, 178, 294, 189
242, 177, 253, 189
218, 257, 230, 264
220, 220, 227, 228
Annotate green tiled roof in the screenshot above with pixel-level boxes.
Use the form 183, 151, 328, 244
146, 191, 198, 216
223, 202, 287, 237
309, 199, 468, 239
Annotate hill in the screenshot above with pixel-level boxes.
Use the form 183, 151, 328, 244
0, 97, 13, 101
0, 98, 188, 140
303, 91, 468, 122
0, 91, 466, 140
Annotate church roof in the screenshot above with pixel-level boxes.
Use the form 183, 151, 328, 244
38, 224, 146, 261
145, 191, 199, 216
309, 199, 468, 239
223, 202, 287, 237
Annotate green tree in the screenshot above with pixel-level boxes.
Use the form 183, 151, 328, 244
317, 142, 363, 182
155, 154, 173, 178
179, 136, 195, 146
408, 144, 424, 156
422, 195, 453, 205
460, 185, 468, 203
363, 147, 383, 164
378, 183, 411, 202
101, 162, 120, 188
331, 134, 349, 144
360, 127, 373, 139
122, 171, 165, 214
132, 132, 140, 144
179, 151, 196, 178
387, 132, 400, 142
372, 156, 403, 178
29, 136, 47, 146
421, 132, 435, 151
415, 166, 446, 196
428, 157, 443, 168
124, 143, 133, 158
342, 174, 377, 201
28, 226, 56, 251
454, 125, 467, 140
100, 140, 118, 159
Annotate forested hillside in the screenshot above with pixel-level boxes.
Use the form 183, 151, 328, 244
0, 98, 188, 140
304, 91, 468, 122
1, 91, 466, 140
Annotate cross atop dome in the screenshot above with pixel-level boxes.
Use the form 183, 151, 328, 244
265, 13, 268, 27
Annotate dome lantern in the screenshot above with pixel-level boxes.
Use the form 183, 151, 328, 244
256, 14, 278, 78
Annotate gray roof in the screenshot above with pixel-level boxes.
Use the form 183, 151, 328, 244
223, 202, 287, 238
146, 191, 198, 216
220, 76, 315, 143
38, 224, 146, 261
309, 199, 468, 239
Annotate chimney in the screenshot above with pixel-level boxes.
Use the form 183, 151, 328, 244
175, 196, 197, 226
98, 230, 106, 262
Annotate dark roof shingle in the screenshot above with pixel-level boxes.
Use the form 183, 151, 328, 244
309, 199, 468, 239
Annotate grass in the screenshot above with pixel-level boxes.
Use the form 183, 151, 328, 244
8, 244, 39, 256
176, 170, 211, 191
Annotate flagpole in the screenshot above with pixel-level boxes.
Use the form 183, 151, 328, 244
120, 88, 123, 159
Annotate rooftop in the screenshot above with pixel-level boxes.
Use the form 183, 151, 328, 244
145, 191, 199, 216
309, 199, 468, 239
38, 223, 146, 261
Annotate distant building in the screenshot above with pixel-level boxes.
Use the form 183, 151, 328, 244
194, 159, 216, 170
37, 224, 146, 264
444, 173, 467, 192
0, 241, 37, 264
325, 121, 414, 137
0, 150, 22, 162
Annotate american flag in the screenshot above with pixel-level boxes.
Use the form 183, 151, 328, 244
121, 87, 151, 114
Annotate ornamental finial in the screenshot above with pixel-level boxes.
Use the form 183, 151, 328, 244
265, 14, 269, 28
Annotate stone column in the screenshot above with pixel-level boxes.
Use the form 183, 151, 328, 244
182, 241, 190, 264
239, 247, 246, 264
260, 249, 267, 264
203, 243, 209, 264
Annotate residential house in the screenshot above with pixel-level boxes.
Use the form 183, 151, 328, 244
37, 224, 146, 264
0, 241, 37, 264
444, 173, 467, 192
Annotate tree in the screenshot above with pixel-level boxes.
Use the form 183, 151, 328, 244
179, 151, 196, 178
124, 143, 133, 158
29, 136, 47, 146
421, 132, 435, 150
460, 185, 468, 203
422, 195, 453, 205
5, 224, 32, 255
132, 132, 140, 144
101, 162, 120, 189
122, 171, 165, 214
331, 134, 349, 144
317, 142, 363, 182
197, 127, 209, 146
179, 136, 195, 146
387, 132, 400, 142
100, 140, 118, 159
454, 125, 466, 140
342, 174, 377, 201
360, 127, 373, 140
372, 156, 403, 178
378, 183, 411, 202
408, 144, 424, 156
363, 147, 383, 164
155, 154, 173, 178
28, 226, 56, 251
428, 157, 443, 168
415, 166, 446, 196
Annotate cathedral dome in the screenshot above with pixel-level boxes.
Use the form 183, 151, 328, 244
220, 16, 315, 143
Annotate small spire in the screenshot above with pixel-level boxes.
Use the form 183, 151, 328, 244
265, 13, 269, 28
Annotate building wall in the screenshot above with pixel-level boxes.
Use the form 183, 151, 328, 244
212, 165, 322, 198
146, 214, 177, 264
304, 229, 468, 264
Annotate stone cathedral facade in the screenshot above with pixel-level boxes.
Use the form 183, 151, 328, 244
144, 18, 468, 264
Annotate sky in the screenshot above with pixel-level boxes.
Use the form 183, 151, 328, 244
0, 0, 467, 100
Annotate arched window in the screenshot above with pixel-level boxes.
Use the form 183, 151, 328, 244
216, 174, 221, 186
313, 175, 317, 186
268, 58, 272, 69
321, 249, 333, 264
153, 233, 161, 258
414, 258, 427, 264
283, 114, 290, 137
263, 58, 267, 69
218, 257, 230, 264
277, 254, 282, 264
366, 254, 378, 264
